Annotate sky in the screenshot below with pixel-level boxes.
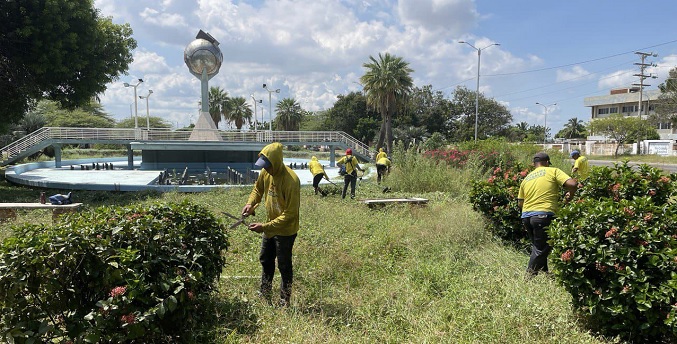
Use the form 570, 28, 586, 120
94, 0, 677, 136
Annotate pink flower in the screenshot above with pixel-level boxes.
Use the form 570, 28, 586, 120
120, 313, 135, 324
110, 286, 126, 298
605, 227, 618, 238
561, 249, 574, 262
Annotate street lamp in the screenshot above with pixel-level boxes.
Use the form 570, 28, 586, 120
536, 102, 556, 145
124, 79, 144, 128
251, 94, 262, 132
139, 90, 153, 130
263, 83, 280, 131
459, 41, 500, 141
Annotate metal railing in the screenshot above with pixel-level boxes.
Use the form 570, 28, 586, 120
1, 127, 374, 165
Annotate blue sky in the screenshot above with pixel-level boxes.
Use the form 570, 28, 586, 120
94, 0, 677, 136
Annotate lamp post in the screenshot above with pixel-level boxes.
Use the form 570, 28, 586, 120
124, 79, 144, 128
251, 94, 262, 132
536, 102, 556, 145
263, 83, 280, 131
459, 41, 500, 141
139, 90, 153, 130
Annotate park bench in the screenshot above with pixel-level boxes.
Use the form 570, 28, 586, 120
0, 203, 83, 222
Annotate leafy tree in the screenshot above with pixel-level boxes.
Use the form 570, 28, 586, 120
0, 1, 136, 132
393, 125, 429, 150
324, 92, 380, 142
226, 97, 253, 131
299, 110, 328, 131
447, 86, 512, 142
34, 100, 115, 128
399, 85, 453, 137
651, 67, 677, 126
116, 117, 172, 129
274, 98, 303, 131
504, 122, 530, 142
589, 114, 657, 156
555, 117, 587, 139
208, 86, 229, 129
360, 52, 414, 154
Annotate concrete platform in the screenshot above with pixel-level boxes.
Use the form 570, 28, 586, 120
5, 157, 345, 192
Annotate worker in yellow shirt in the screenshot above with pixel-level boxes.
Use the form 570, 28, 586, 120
570, 150, 589, 180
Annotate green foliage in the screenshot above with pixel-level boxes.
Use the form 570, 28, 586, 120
274, 98, 303, 131
36, 100, 115, 128
0, 200, 228, 343
555, 117, 587, 139
589, 114, 658, 155
0, 1, 136, 131
324, 91, 381, 142
469, 164, 532, 249
116, 116, 172, 129
550, 162, 677, 342
421, 132, 447, 151
447, 86, 513, 142
227, 96, 254, 131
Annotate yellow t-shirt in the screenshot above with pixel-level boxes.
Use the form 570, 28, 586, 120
518, 166, 572, 214
573, 156, 589, 180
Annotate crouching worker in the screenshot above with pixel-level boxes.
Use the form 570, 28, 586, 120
242, 142, 300, 306
309, 156, 329, 196
376, 156, 391, 184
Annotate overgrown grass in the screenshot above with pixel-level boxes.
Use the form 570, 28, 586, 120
0, 145, 622, 343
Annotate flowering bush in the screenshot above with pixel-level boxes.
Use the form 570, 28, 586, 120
469, 163, 532, 248
0, 200, 228, 343
423, 148, 517, 172
550, 162, 677, 341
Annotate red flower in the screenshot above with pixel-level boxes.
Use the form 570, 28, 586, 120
623, 207, 635, 216
605, 227, 618, 238
660, 176, 671, 183
519, 170, 528, 178
644, 213, 654, 222
110, 286, 127, 298
561, 249, 574, 262
611, 183, 621, 191
120, 313, 136, 324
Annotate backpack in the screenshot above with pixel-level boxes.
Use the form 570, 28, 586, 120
338, 156, 353, 176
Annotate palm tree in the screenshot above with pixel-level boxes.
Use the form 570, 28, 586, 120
208, 86, 229, 129
360, 52, 414, 154
225, 97, 253, 131
275, 98, 303, 131
560, 117, 586, 139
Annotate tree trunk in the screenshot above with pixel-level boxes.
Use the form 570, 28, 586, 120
385, 114, 393, 155
376, 119, 386, 157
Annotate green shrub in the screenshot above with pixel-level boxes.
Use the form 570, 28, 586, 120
469, 164, 532, 249
0, 200, 228, 343
550, 162, 677, 342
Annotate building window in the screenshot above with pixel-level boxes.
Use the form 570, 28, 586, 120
655, 122, 672, 130
609, 107, 618, 113
622, 105, 637, 113
597, 108, 610, 115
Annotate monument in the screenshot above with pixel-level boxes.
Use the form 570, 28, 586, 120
184, 30, 223, 141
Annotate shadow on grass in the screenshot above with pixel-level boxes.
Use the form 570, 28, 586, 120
299, 300, 356, 331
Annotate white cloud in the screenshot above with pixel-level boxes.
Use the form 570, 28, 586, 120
598, 70, 635, 90
397, 0, 479, 35
556, 65, 592, 83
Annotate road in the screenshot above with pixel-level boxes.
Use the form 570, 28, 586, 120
589, 160, 677, 174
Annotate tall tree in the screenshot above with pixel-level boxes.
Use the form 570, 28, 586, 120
35, 100, 115, 128
0, 1, 136, 132
399, 85, 453, 137
555, 117, 587, 139
208, 86, 229, 129
226, 97, 253, 131
324, 92, 380, 143
275, 98, 303, 131
448, 86, 512, 142
360, 52, 414, 153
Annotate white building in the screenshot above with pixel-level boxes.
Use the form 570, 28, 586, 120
583, 88, 676, 140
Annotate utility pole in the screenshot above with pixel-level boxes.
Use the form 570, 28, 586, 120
632, 51, 657, 154
633, 51, 658, 120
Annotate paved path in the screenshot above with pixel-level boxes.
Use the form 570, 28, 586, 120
589, 160, 677, 173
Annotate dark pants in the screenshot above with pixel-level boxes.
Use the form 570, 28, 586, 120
312, 173, 324, 189
342, 173, 357, 199
522, 215, 553, 275
376, 164, 387, 184
259, 234, 297, 302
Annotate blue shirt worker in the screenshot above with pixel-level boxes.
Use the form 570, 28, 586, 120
518, 152, 577, 276
242, 142, 300, 306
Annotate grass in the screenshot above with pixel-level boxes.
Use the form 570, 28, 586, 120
0, 153, 621, 343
